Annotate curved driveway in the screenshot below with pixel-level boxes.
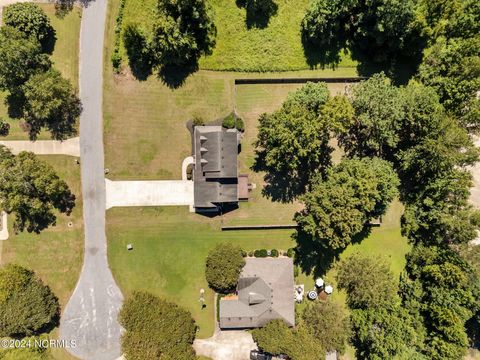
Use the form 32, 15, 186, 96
60, 1, 124, 359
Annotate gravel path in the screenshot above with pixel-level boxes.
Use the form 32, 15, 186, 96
59, 1, 124, 359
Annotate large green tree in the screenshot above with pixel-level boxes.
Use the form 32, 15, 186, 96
0, 264, 60, 337
152, 0, 216, 67
3, 3, 54, 51
119, 291, 197, 360
339, 73, 405, 158
252, 319, 325, 360
336, 253, 398, 310
0, 146, 75, 233
205, 243, 245, 294
302, 301, 350, 354
0, 26, 51, 92
294, 157, 399, 250
22, 69, 81, 140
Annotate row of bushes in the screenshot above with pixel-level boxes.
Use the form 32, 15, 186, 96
222, 113, 245, 132
247, 248, 295, 258
111, 0, 127, 71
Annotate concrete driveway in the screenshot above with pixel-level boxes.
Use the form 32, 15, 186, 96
105, 179, 194, 209
194, 330, 257, 360
0, 137, 80, 157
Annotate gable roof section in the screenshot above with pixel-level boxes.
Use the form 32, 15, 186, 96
219, 257, 295, 329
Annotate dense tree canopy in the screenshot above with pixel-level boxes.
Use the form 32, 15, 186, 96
22, 69, 81, 140
119, 291, 197, 360
205, 243, 245, 294
0, 264, 59, 337
302, 301, 350, 353
252, 319, 325, 360
0, 146, 75, 233
152, 0, 216, 67
301, 0, 425, 76
400, 245, 480, 360
336, 253, 398, 309
295, 157, 399, 250
3, 3, 54, 50
0, 26, 51, 92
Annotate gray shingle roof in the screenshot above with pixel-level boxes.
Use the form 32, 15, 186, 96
219, 257, 295, 329
193, 126, 239, 208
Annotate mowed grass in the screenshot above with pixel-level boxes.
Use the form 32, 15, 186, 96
0, 4, 81, 140
117, 0, 356, 72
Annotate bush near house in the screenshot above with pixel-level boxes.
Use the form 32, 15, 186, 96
205, 243, 245, 294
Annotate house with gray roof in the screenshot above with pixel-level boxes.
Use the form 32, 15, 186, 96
193, 125, 250, 211
219, 257, 295, 329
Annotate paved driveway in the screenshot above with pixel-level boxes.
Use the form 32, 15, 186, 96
0, 137, 80, 157
59, 1, 124, 359
105, 179, 194, 209
194, 330, 257, 360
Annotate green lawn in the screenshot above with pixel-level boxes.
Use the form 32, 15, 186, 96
116, 0, 356, 72
0, 4, 81, 140
0, 155, 83, 360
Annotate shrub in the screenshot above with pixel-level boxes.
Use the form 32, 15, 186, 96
0, 264, 59, 337
0, 121, 10, 137
222, 113, 245, 132
192, 116, 205, 127
270, 249, 279, 257
287, 248, 295, 258
248, 251, 254, 257
254, 249, 268, 258
119, 291, 197, 360
205, 243, 245, 293
111, 0, 127, 70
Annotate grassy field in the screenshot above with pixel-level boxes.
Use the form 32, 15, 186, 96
0, 155, 83, 360
116, 0, 356, 72
0, 4, 81, 140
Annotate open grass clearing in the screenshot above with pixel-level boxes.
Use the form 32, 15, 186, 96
117, 0, 356, 72
0, 4, 81, 140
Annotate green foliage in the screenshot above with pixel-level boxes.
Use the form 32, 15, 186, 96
400, 245, 480, 360
301, 0, 425, 75
319, 95, 355, 135
3, 3, 54, 50
254, 99, 334, 202
119, 291, 197, 360
0, 26, 51, 92
0, 146, 75, 233
205, 243, 245, 294
123, 23, 154, 79
111, 0, 127, 71
254, 249, 268, 258
336, 253, 398, 309
302, 301, 350, 353
252, 319, 325, 360
152, 0, 216, 67
295, 157, 399, 250
339, 73, 404, 157
418, 36, 480, 131
192, 116, 205, 127
286, 248, 295, 258
0, 264, 59, 337
350, 306, 426, 360
0, 121, 10, 137
222, 113, 245, 132
22, 69, 81, 140
285, 82, 330, 114
270, 249, 279, 257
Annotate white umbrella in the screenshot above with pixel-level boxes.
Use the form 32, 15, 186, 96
315, 278, 324, 288
324, 285, 333, 294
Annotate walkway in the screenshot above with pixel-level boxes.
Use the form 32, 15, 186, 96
59, 1, 124, 359
0, 137, 80, 157
0, 212, 8, 241
105, 179, 193, 209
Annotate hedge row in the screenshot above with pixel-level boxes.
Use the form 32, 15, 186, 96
247, 248, 294, 258
111, 0, 127, 71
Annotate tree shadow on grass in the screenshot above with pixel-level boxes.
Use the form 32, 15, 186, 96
301, 37, 344, 70
293, 227, 372, 277
236, 0, 278, 29
158, 62, 198, 89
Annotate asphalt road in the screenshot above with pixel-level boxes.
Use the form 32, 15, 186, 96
59, 1, 124, 359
